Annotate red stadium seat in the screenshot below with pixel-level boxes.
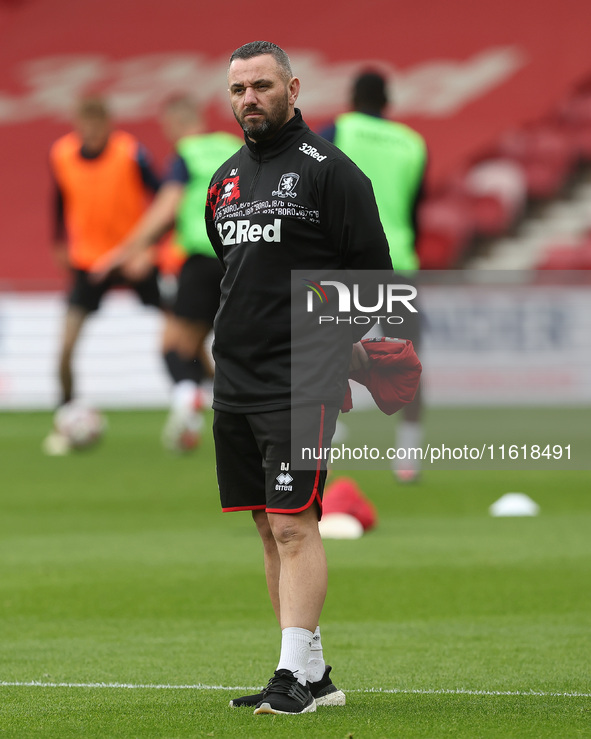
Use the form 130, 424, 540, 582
556, 93, 591, 162
462, 158, 527, 237
496, 122, 576, 199
416, 194, 474, 269
535, 240, 591, 270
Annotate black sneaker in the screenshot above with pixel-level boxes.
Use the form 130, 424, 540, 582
229, 665, 344, 708
252, 669, 316, 715
309, 665, 346, 706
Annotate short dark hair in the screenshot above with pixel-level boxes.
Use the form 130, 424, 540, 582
161, 93, 199, 121
76, 95, 110, 120
229, 41, 293, 81
352, 71, 389, 113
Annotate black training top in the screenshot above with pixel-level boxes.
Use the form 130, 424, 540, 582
205, 109, 393, 413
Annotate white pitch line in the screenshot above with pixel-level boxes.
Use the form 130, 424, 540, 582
0, 681, 257, 691
359, 687, 591, 698
0, 681, 589, 698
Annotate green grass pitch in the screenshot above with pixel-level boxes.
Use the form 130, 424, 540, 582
0, 409, 590, 738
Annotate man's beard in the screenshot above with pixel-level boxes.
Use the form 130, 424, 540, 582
235, 95, 290, 142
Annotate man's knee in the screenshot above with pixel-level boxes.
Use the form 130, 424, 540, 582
61, 307, 87, 356
176, 319, 210, 358
268, 509, 318, 549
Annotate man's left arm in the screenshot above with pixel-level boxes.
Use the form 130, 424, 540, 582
318, 157, 393, 272
410, 150, 428, 250
318, 122, 337, 143
136, 144, 161, 193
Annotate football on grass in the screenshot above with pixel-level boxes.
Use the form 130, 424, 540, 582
54, 401, 106, 449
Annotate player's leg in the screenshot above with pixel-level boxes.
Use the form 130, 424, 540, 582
246, 509, 340, 701
227, 508, 283, 709
250, 406, 345, 714
212, 409, 281, 708
256, 404, 335, 638
249, 506, 325, 713
164, 313, 214, 398
239, 506, 328, 713
267, 506, 327, 633
220, 408, 343, 711
58, 268, 108, 405
58, 305, 88, 405
381, 285, 424, 482
161, 314, 209, 389
124, 261, 202, 449
395, 382, 423, 480
173, 316, 214, 378
252, 509, 281, 622
161, 314, 210, 450
160, 255, 222, 451
247, 507, 320, 714
43, 270, 107, 454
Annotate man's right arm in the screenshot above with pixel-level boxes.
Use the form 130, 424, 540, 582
123, 181, 185, 247
90, 154, 188, 280
123, 153, 188, 248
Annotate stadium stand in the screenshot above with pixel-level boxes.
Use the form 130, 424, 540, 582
2, 0, 591, 284
423, 85, 591, 270
555, 77, 591, 162
466, 139, 591, 271
415, 193, 475, 269
461, 158, 527, 238
536, 240, 591, 271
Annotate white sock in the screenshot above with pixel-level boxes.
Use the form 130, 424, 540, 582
171, 380, 199, 414
199, 378, 213, 407
306, 625, 326, 683
394, 421, 423, 472
276, 627, 313, 686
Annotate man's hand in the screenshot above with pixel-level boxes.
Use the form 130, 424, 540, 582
90, 243, 137, 283
120, 248, 157, 282
90, 243, 156, 283
349, 341, 370, 372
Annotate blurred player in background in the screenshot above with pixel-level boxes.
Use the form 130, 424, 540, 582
46, 96, 161, 449
94, 95, 242, 451
321, 70, 427, 482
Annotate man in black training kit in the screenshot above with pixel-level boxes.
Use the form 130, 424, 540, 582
206, 41, 392, 715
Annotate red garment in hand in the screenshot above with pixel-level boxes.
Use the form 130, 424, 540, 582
342, 337, 422, 415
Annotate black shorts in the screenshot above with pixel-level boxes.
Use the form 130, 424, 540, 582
213, 405, 340, 516
173, 254, 223, 324
68, 268, 161, 314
